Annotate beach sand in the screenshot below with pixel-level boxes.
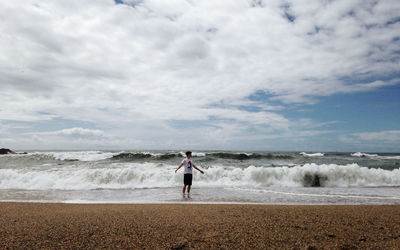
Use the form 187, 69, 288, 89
0, 203, 399, 249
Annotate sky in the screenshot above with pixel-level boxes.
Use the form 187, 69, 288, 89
0, 0, 399, 152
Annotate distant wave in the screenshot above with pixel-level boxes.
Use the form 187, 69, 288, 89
300, 152, 324, 157
3, 151, 398, 163
350, 152, 400, 160
1, 151, 293, 162
0, 151, 118, 162
379, 155, 400, 160
206, 152, 293, 160
189, 152, 206, 157
110, 152, 293, 161
112, 152, 180, 161
42, 151, 119, 161
351, 152, 379, 158
0, 163, 398, 190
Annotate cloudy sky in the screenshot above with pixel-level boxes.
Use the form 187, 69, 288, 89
1, 0, 399, 152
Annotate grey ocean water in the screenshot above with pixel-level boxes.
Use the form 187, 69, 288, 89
0, 150, 399, 204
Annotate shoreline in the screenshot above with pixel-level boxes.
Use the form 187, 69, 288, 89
1, 200, 400, 205
1, 202, 399, 248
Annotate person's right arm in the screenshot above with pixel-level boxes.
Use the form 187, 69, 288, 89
175, 163, 183, 173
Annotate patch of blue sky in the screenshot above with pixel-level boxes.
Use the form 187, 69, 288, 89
280, 3, 295, 23
243, 77, 400, 136
114, 0, 143, 7
286, 84, 400, 134
338, 71, 400, 85
236, 105, 262, 113
250, 0, 264, 8
284, 12, 295, 23
385, 16, 400, 26
206, 94, 280, 113
247, 90, 284, 107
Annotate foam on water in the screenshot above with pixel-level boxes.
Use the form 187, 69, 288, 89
378, 155, 400, 160
39, 151, 120, 161
3, 151, 399, 162
180, 151, 206, 157
197, 163, 400, 188
300, 152, 324, 157
351, 152, 379, 158
1, 150, 399, 204
1, 163, 399, 190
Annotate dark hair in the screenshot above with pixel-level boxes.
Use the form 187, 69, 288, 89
185, 151, 192, 156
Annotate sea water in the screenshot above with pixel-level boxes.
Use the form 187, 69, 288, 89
0, 150, 399, 204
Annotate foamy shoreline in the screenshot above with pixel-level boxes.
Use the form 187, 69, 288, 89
2, 150, 399, 205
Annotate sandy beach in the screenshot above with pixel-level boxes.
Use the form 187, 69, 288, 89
0, 203, 399, 249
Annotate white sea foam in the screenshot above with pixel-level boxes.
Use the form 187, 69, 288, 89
378, 155, 400, 160
0, 163, 176, 190
350, 152, 400, 159
300, 152, 324, 157
0, 163, 399, 190
351, 152, 378, 157
192, 152, 206, 157
179, 151, 206, 157
198, 164, 400, 188
37, 151, 119, 161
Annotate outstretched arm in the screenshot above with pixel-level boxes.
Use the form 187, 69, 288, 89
193, 165, 204, 174
175, 163, 183, 173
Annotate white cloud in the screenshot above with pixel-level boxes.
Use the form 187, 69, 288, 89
49, 127, 105, 137
0, 0, 399, 149
339, 130, 400, 152
352, 130, 400, 142
18, 127, 116, 150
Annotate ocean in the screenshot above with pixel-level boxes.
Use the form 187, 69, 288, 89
1, 150, 399, 205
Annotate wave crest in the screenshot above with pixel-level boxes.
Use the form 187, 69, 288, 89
351, 152, 379, 158
207, 152, 293, 160
111, 152, 180, 161
300, 152, 324, 157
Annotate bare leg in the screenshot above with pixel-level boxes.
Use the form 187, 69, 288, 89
182, 185, 186, 194
187, 185, 191, 198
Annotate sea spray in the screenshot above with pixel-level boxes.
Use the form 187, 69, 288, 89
1, 162, 399, 190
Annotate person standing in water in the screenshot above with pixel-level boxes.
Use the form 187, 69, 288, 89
175, 151, 204, 196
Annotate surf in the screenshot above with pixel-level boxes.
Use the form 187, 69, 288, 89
0, 162, 399, 190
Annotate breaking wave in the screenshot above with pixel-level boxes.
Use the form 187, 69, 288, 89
2, 151, 293, 162
207, 152, 293, 160
42, 151, 120, 161
3, 151, 400, 162
0, 163, 398, 190
111, 152, 181, 161
351, 152, 400, 160
300, 152, 324, 157
351, 152, 379, 158
109, 152, 293, 161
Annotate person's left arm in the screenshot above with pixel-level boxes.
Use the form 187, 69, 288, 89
193, 164, 204, 174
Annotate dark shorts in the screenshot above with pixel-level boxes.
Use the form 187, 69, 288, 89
184, 174, 193, 185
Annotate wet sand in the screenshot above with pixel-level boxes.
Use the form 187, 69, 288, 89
0, 203, 399, 249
